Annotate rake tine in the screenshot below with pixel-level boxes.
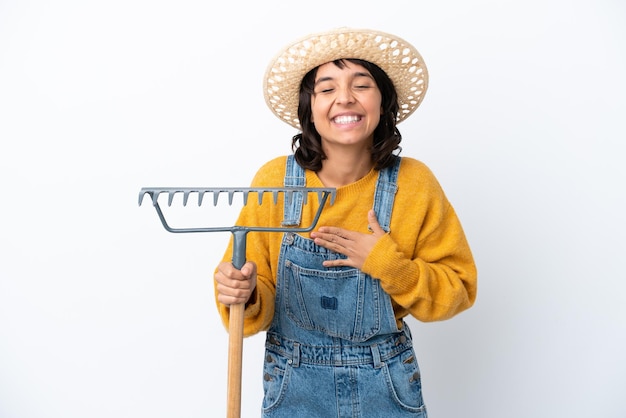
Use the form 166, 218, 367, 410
228, 190, 235, 205
213, 190, 220, 206
198, 190, 205, 206
167, 191, 176, 206
183, 190, 191, 206
152, 191, 160, 206
302, 191, 308, 205
138, 191, 147, 206
257, 190, 264, 205
272, 190, 279, 204
242, 191, 249, 205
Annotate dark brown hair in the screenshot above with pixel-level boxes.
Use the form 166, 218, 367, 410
292, 59, 402, 171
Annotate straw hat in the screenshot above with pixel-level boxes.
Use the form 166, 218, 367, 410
263, 27, 429, 130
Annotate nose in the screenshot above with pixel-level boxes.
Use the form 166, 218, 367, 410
335, 84, 355, 104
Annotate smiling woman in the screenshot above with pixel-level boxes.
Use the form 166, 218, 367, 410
213, 27, 477, 418
1, 1, 624, 418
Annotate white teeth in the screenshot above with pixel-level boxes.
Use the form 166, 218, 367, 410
333, 115, 360, 124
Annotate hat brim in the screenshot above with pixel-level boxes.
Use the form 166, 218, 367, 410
263, 27, 429, 130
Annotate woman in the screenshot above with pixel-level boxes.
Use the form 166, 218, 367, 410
214, 28, 477, 417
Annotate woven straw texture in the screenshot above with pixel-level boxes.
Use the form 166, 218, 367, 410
263, 28, 429, 130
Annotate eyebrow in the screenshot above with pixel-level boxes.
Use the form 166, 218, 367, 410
314, 71, 374, 87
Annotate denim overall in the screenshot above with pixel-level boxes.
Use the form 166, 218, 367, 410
261, 156, 427, 417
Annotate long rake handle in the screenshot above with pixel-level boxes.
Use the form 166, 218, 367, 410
227, 303, 244, 418
227, 230, 248, 418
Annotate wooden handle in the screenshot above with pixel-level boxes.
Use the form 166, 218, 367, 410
226, 302, 245, 418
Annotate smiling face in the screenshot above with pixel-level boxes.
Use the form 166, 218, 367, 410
310, 60, 383, 152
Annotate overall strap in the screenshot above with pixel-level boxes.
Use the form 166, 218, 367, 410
282, 154, 306, 226
372, 156, 401, 233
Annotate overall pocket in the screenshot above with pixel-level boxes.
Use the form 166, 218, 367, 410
261, 348, 291, 412
283, 260, 382, 342
383, 347, 427, 413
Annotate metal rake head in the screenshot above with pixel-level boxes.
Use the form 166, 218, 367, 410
138, 187, 335, 208
138, 187, 336, 234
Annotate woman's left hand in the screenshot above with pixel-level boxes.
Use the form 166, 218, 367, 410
310, 209, 386, 269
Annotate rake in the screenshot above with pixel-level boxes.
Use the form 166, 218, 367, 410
138, 186, 336, 418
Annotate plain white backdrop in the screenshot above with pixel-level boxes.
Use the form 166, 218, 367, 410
1, 0, 625, 417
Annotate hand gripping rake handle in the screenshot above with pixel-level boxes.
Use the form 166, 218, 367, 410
139, 187, 335, 418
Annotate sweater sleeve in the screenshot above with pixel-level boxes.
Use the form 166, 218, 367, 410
361, 160, 477, 322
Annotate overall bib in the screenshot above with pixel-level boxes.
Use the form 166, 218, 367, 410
262, 155, 427, 418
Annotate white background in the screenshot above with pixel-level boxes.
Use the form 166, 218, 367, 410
1, 0, 625, 417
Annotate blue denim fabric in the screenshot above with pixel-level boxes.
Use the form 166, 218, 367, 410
262, 156, 427, 417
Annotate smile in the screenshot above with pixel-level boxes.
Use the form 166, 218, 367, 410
333, 115, 361, 124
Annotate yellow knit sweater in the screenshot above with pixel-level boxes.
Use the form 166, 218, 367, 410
216, 156, 477, 336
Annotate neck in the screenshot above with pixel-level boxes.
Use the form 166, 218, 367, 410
317, 151, 374, 188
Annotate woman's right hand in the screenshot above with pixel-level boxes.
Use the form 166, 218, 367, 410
214, 261, 257, 306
